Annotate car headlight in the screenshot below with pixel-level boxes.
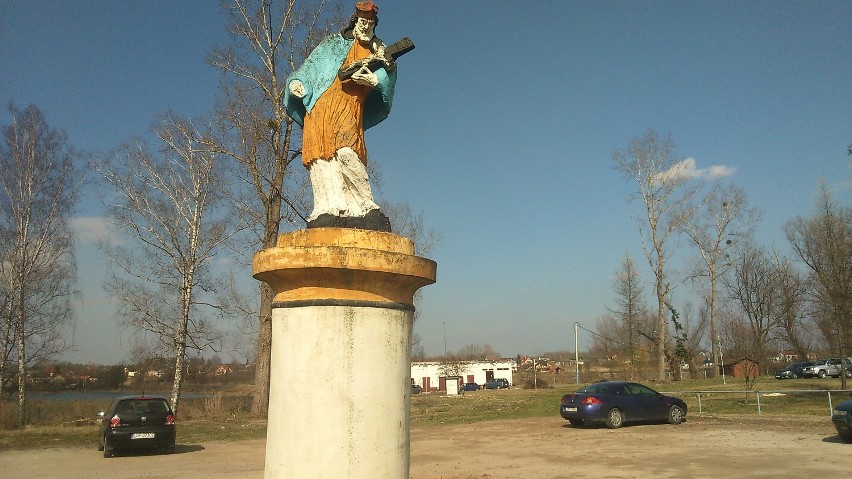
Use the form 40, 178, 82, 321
832, 409, 848, 417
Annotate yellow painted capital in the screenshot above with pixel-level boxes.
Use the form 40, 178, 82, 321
252, 228, 437, 305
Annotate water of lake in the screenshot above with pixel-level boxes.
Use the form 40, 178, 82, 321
19, 391, 210, 402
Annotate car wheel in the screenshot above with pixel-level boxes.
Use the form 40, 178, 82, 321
605, 408, 624, 429
840, 432, 852, 444
818, 370, 826, 378
568, 418, 585, 427
97, 434, 104, 451
103, 441, 112, 458
668, 405, 684, 425
792, 373, 798, 379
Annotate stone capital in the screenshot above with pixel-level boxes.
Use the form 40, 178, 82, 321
252, 228, 436, 306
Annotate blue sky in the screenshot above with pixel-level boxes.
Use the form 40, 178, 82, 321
1, 1, 850, 364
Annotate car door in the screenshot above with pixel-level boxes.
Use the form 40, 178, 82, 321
625, 383, 668, 421
610, 384, 645, 420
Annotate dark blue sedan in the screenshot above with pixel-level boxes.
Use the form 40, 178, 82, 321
559, 381, 687, 429
460, 382, 480, 391
831, 398, 852, 443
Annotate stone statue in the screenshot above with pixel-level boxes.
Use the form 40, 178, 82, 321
285, 1, 413, 232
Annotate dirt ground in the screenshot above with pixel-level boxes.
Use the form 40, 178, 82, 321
1, 415, 850, 478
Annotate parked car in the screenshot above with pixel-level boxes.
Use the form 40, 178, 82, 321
559, 381, 687, 429
802, 358, 851, 378
831, 398, 852, 443
460, 382, 480, 391
98, 396, 176, 458
774, 361, 814, 379
411, 384, 422, 394
484, 378, 510, 389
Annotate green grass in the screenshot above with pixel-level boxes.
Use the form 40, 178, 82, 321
411, 387, 563, 426
0, 419, 269, 450
2, 376, 849, 450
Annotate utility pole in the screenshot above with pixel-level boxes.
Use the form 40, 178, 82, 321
574, 322, 580, 384
718, 335, 726, 385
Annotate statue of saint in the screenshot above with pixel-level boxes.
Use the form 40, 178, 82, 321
285, 1, 410, 232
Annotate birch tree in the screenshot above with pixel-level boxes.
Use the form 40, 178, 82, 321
0, 103, 79, 426
205, 0, 341, 417
96, 112, 234, 415
613, 129, 699, 380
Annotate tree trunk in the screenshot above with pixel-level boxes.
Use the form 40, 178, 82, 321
171, 338, 187, 416
709, 269, 719, 378
251, 282, 273, 417
16, 304, 26, 427
170, 279, 193, 416
656, 277, 667, 381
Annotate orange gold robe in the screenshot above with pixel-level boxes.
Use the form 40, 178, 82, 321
300, 41, 373, 167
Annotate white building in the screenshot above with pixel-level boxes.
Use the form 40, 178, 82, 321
411, 359, 516, 392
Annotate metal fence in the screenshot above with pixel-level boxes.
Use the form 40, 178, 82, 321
665, 389, 852, 416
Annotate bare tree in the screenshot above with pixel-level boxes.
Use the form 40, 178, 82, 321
606, 254, 647, 380
96, 112, 235, 415
380, 202, 441, 257
785, 185, 852, 388
681, 303, 709, 378
613, 129, 699, 380
722, 241, 777, 373
770, 256, 813, 361
682, 183, 758, 376
455, 344, 500, 361
591, 314, 630, 379
205, 0, 342, 417
0, 103, 79, 426
411, 332, 425, 361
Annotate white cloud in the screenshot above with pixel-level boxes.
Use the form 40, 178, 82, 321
705, 165, 738, 179
70, 216, 118, 244
656, 158, 737, 184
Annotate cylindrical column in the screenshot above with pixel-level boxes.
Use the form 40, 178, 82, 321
253, 228, 436, 479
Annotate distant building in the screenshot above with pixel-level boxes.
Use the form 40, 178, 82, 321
775, 351, 799, 363
411, 359, 515, 392
723, 358, 760, 378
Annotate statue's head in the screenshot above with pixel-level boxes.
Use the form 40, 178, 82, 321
344, 1, 379, 39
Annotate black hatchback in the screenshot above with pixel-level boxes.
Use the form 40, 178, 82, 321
98, 396, 176, 458
774, 361, 814, 379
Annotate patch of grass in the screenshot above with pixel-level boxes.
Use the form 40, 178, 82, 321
0, 419, 268, 451
0, 423, 99, 450
410, 388, 563, 427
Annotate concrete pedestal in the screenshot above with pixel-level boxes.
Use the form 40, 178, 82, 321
253, 228, 436, 479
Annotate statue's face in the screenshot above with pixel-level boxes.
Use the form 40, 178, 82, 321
353, 17, 375, 42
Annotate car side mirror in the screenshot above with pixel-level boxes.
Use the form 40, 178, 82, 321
97, 411, 105, 418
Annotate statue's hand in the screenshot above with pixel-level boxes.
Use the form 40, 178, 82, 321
289, 80, 305, 98
351, 65, 378, 88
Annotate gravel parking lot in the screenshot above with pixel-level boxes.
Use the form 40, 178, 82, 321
1, 415, 850, 478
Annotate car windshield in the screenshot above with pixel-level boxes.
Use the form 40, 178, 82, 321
114, 398, 170, 414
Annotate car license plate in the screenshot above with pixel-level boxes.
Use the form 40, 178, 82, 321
131, 433, 155, 439
564, 407, 577, 412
